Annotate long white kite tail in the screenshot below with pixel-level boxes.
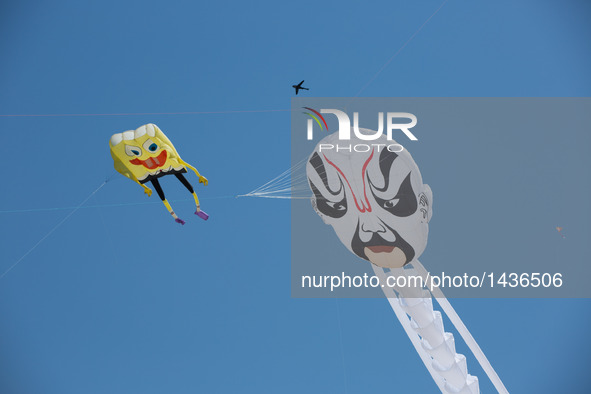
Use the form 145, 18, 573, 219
372, 263, 508, 394
239, 164, 508, 392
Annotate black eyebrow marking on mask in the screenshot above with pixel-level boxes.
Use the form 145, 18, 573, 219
309, 152, 341, 195
371, 149, 399, 192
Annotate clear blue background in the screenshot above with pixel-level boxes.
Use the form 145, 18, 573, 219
1, 0, 590, 393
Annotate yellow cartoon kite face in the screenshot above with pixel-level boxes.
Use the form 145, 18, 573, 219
109, 124, 185, 183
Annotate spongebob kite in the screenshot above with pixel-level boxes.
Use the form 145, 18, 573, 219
109, 123, 209, 225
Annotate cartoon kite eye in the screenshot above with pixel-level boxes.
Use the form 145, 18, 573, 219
143, 139, 159, 153
125, 145, 142, 157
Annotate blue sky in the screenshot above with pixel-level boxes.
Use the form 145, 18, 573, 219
1, 0, 590, 393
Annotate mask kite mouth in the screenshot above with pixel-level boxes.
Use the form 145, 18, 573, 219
129, 150, 168, 169
351, 221, 415, 267
366, 245, 395, 253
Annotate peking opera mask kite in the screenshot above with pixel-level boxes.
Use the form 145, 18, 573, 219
306, 130, 432, 268
305, 131, 507, 393
109, 123, 209, 224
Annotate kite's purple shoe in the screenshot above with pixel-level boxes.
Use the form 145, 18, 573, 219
175, 218, 186, 225
195, 210, 209, 221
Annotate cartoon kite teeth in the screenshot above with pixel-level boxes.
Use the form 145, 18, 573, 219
109, 123, 209, 224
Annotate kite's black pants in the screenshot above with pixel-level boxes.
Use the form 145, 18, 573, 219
150, 173, 194, 201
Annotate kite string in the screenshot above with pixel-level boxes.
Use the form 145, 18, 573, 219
241, 1, 450, 199
238, 157, 310, 198
354, 0, 449, 98
0, 175, 114, 280
93, 193, 121, 266
246, 166, 294, 195
240, 136, 406, 199
0, 109, 293, 118
0, 195, 237, 214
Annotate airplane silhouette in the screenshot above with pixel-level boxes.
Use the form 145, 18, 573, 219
292, 80, 309, 95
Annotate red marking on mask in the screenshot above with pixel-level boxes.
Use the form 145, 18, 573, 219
323, 150, 374, 213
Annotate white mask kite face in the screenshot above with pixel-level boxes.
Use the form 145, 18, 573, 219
306, 131, 432, 268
